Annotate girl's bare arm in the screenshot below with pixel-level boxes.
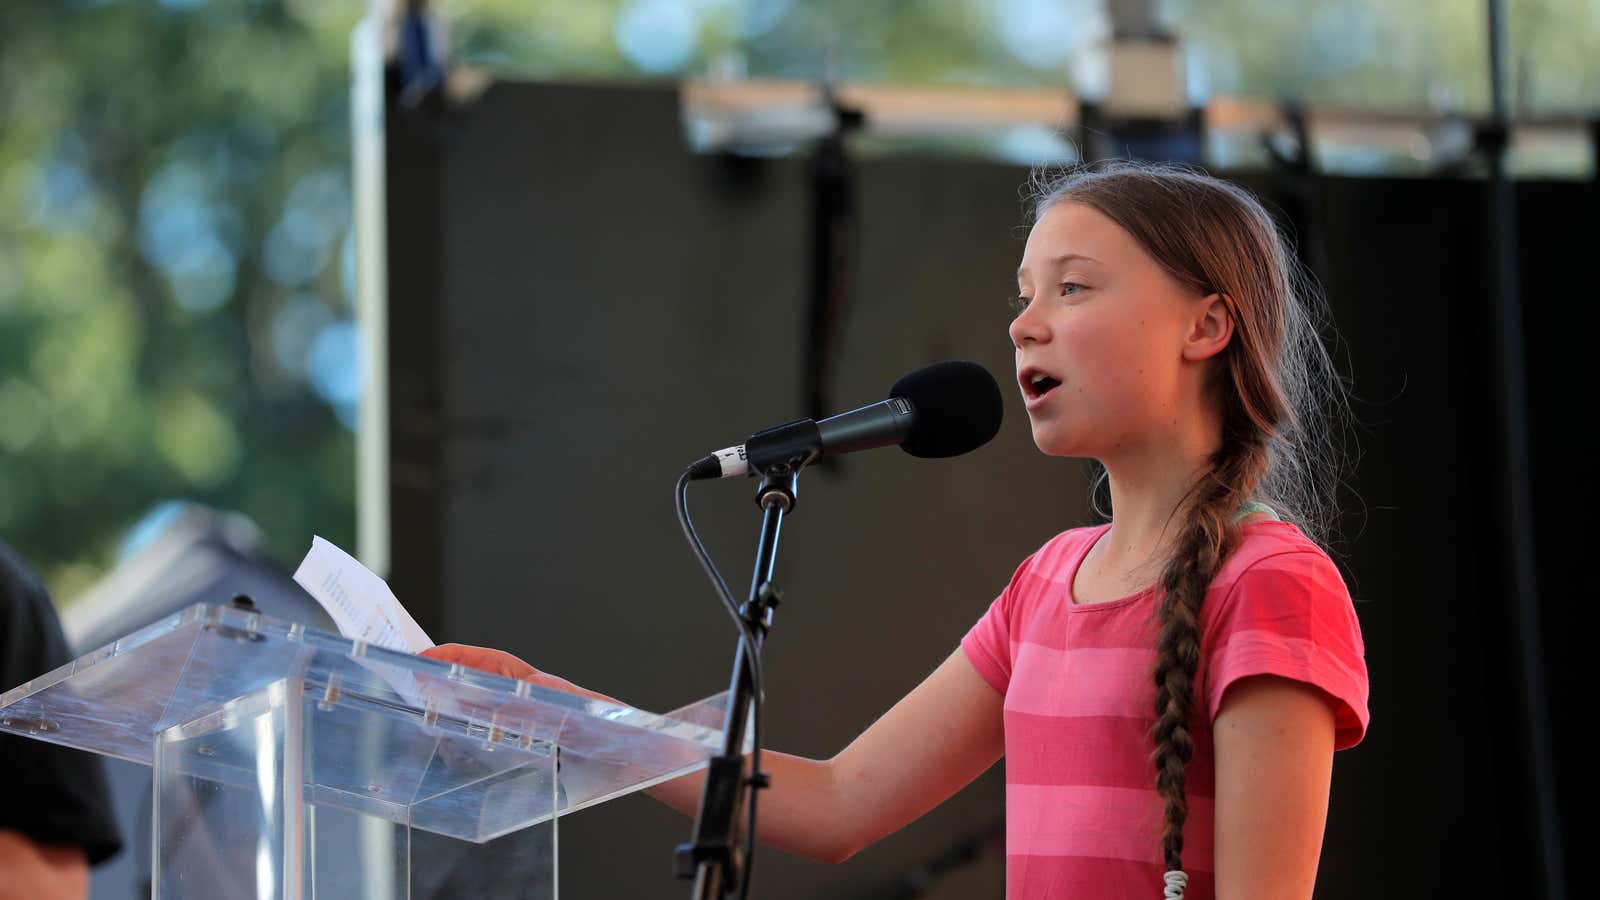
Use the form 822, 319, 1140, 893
1211, 674, 1337, 900
421, 644, 1005, 864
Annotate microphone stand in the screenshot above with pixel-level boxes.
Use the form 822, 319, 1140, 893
676, 470, 798, 898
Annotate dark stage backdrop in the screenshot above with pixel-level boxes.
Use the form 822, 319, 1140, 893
382, 79, 1588, 899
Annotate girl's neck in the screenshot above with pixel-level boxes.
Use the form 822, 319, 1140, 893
1096, 438, 1220, 581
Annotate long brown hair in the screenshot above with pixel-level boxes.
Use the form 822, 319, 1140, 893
1029, 160, 1353, 881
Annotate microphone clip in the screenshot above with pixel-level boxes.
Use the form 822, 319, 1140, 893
744, 418, 822, 478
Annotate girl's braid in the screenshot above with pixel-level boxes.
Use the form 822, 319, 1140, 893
1150, 430, 1270, 879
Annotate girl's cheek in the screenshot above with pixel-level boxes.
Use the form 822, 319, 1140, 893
1060, 319, 1117, 377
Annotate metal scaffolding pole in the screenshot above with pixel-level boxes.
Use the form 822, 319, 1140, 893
1481, 1, 1566, 896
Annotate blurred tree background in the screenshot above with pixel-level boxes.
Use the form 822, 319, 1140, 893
0, 0, 1592, 605
0, 0, 367, 601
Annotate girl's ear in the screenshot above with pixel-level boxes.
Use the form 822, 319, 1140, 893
1181, 292, 1236, 362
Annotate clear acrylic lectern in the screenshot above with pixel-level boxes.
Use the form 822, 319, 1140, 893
0, 602, 742, 899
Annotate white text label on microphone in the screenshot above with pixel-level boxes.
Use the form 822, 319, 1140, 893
713, 445, 749, 478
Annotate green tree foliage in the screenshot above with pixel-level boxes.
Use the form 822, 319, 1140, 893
0, 0, 363, 599
447, 0, 1595, 114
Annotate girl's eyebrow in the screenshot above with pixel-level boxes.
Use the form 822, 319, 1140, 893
1017, 253, 1102, 280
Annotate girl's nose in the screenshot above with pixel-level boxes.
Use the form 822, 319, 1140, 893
1009, 301, 1049, 349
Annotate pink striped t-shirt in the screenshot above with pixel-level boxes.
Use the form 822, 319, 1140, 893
961, 520, 1369, 900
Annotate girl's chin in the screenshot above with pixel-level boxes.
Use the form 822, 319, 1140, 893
1028, 424, 1081, 458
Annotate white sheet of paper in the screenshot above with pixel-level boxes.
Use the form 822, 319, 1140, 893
293, 536, 434, 653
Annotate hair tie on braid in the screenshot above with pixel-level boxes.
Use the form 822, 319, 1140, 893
1163, 869, 1189, 899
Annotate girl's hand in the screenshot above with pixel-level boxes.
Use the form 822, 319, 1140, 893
421, 643, 538, 679
419, 643, 619, 705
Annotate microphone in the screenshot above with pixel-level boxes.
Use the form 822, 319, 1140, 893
687, 360, 1003, 480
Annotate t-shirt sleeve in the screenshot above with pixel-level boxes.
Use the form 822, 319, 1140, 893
1201, 550, 1370, 749
0, 545, 125, 865
961, 553, 1036, 696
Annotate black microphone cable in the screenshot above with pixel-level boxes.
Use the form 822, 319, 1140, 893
674, 466, 764, 900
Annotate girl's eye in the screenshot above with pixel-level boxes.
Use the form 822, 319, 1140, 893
1011, 283, 1084, 318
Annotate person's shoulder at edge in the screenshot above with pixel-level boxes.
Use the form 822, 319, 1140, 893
0, 538, 47, 597
0, 538, 53, 646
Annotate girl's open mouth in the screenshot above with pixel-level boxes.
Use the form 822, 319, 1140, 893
1020, 367, 1062, 406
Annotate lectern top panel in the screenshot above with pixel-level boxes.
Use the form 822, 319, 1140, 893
1, 603, 736, 840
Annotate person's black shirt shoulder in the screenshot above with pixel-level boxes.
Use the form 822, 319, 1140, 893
0, 539, 123, 865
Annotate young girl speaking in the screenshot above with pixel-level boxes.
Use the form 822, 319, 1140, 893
424, 161, 1370, 900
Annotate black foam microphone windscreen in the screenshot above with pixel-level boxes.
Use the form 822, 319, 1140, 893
891, 360, 1004, 459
